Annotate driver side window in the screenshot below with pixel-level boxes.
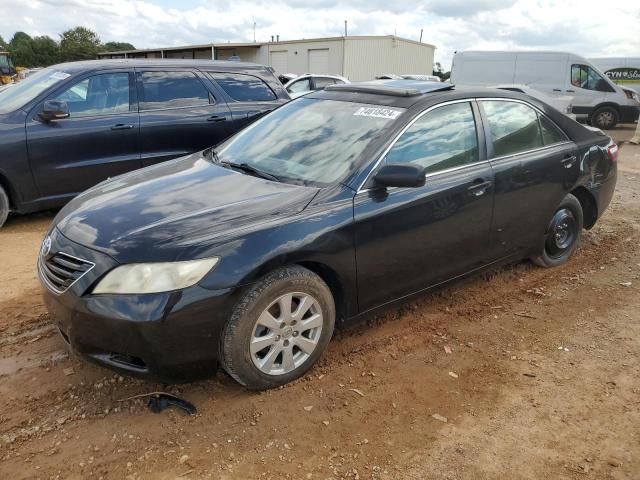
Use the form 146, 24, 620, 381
570, 64, 612, 92
384, 102, 479, 175
53, 72, 131, 117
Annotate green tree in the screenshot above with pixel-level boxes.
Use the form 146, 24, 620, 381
9, 31, 35, 67
30, 36, 60, 66
59, 26, 101, 61
102, 41, 135, 52
0, 35, 8, 50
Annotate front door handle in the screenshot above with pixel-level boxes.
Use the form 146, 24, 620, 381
566, 89, 575, 93
207, 115, 226, 122
552, 88, 562, 92
561, 155, 577, 169
111, 124, 134, 131
467, 180, 492, 197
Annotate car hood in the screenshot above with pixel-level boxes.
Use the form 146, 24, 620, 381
55, 152, 319, 262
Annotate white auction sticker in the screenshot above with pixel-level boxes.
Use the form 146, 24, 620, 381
50, 71, 71, 80
353, 107, 402, 120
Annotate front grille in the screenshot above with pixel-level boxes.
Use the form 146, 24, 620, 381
39, 252, 94, 294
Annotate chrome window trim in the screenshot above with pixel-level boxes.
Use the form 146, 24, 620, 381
488, 140, 574, 163
37, 252, 96, 296
356, 98, 475, 193
357, 96, 574, 194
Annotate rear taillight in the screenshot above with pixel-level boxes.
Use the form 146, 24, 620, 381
607, 142, 618, 162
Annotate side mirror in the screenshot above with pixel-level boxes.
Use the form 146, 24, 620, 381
373, 164, 426, 189
38, 100, 70, 122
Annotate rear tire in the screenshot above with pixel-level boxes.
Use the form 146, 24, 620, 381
220, 266, 335, 390
531, 193, 583, 268
0, 185, 9, 228
590, 106, 619, 130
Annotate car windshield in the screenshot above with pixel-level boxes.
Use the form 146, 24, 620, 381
216, 98, 404, 186
0, 67, 72, 114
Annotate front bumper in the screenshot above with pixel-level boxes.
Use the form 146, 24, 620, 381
39, 228, 240, 383
619, 105, 640, 124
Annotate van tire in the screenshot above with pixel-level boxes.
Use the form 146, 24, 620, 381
0, 185, 9, 228
590, 106, 619, 130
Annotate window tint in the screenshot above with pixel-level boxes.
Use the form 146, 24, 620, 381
209, 72, 276, 101
287, 78, 311, 94
313, 77, 336, 89
539, 114, 567, 145
139, 71, 210, 110
482, 101, 542, 157
385, 102, 478, 174
53, 72, 130, 117
570, 64, 612, 92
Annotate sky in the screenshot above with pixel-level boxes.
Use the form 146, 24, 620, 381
0, 0, 638, 68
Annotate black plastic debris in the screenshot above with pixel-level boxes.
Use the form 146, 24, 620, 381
118, 392, 197, 415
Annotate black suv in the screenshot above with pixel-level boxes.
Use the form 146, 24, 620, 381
0, 59, 289, 227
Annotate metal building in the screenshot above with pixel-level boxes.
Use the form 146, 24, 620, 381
98, 35, 436, 82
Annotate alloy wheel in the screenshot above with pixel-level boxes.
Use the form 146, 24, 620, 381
250, 292, 324, 375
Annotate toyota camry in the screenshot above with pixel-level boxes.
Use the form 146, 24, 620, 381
38, 80, 617, 389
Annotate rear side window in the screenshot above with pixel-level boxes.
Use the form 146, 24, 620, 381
539, 114, 567, 145
138, 71, 210, 110
313, 77, 337, 89
287, 78, 311, 94
209, 72, 276, 101
482, 101, 543, 157
385, 102, 479, 174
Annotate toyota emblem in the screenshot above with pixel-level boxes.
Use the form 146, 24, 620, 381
41, 236, 52, 257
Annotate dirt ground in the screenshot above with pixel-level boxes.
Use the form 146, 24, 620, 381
1, 126, 639, 480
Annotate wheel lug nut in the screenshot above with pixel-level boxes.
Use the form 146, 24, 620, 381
275, 335, 281, 341
293, 331, 299, 337
283, 339, 290, 347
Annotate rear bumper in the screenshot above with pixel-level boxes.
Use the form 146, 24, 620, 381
592, 165, 617, 221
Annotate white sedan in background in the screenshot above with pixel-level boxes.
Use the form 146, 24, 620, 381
285, 74, 350, 98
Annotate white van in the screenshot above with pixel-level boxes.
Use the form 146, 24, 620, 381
450, 51, 640, 129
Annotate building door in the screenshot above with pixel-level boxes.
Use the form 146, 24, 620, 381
270, 51, 288, 74
308, 49, 330, 74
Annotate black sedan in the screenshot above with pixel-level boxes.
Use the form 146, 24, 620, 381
38, 80, 617, 389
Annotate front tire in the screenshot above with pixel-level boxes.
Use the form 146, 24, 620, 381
590, 106, 619, 130
531, 193, 583, 268
0, 185, 9, 228
220, 266, 335, 390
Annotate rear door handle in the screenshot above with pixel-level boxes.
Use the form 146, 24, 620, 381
467, 180, 492, 197
207, 115, 226, 122
566, 89, 575, 93
111, 124, 134, 131
561, 155, 577, 169
552, 88, 562, 92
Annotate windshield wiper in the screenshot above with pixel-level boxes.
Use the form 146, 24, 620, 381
221, 161, 281, 182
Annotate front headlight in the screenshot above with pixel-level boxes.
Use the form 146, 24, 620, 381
93, 257, 219, 294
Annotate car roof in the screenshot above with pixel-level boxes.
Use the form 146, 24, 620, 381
46, 59, 270, 73
309, 80, 533, 109
326, 80, 452, 97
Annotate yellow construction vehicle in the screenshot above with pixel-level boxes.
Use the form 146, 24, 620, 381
0, 51, 17, 85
